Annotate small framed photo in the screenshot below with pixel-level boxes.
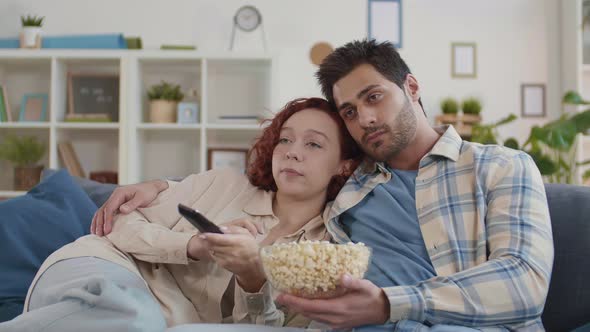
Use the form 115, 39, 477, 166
452, 42, 477, 78
368, 0, 402, 48
19, 93, 48, 122
177, 102, 199, 124
521, 84, 546, 117
207, 148, 248, 173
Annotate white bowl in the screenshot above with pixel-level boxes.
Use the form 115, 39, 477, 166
260, 241, 371, 299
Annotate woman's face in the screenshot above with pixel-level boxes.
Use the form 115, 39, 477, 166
272, 108, 346, 200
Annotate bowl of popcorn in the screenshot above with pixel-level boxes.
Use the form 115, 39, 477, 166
260, 241, 371, 299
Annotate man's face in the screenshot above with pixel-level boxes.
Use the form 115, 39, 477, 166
332, 64, 417, 163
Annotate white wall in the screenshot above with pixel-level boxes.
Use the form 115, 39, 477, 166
0, 0, 556, 144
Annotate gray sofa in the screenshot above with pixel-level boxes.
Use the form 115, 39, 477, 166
8, 171, 590, 331
70, 179, 590, 331
541, 184, 590, 331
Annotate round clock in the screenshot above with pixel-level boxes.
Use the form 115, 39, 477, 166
234, 5, 262, 32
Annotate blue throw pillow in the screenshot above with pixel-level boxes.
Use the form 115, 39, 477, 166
0, 169, 97, 322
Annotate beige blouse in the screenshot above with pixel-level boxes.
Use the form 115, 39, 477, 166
24, 169, 329, 327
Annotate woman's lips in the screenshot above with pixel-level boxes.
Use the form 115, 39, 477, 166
281, 168, 303, 176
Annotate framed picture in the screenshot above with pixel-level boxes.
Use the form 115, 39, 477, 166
452, 42, 477, 78
19, 93, 48, 122
67, 72, 119, 122
207, 148, 248, 173
368, 0, 402, 48
521, 84, 546, 117
177, 102, 199, 124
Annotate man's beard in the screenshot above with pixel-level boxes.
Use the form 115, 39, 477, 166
361, 97, 417, 162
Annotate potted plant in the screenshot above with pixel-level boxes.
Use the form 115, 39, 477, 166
461, 97, 483, 123
20, 15, 44, 49
441, 97, 459, 115
147, 81, 184, 123
0, 135, 46, 190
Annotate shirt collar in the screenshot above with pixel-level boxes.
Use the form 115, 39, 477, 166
424, 125, 462, 162
242, 189, 327, 241
242, 189, 274, 216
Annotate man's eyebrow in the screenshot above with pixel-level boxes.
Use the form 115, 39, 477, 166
337, 84, 380, 112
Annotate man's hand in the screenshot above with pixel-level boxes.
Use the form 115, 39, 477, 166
276, 275, 390, 330
90, 179, 169, 236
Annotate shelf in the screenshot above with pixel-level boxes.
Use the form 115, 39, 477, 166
205, 123, 263, 130
0, 49, 273, 61
0, 122, 50, 129
0, 190, 26, 198
137, 123, 202, 130
0, 51, 275, 184
56, 122, 120, 130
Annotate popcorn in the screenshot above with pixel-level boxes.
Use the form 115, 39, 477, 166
260, 241, 371, 298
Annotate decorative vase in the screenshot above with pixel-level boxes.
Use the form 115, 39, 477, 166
14, 165, 43, 191
149, 100, 177, 123
21, 27, 42, 48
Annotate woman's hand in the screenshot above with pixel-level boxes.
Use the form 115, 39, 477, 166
91, 179, 169, 236
200, 218, 266, 292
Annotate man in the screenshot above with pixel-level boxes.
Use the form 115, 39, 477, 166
93, 40, 553, 331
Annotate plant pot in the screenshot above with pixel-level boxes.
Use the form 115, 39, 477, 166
149, 100, 177, 123
21, 27, 42, 48
14, 165, 43, 191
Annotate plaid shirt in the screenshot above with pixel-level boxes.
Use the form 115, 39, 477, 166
325, 126, 553, 331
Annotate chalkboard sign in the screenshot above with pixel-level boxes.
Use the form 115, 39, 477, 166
67, 73, 119, 121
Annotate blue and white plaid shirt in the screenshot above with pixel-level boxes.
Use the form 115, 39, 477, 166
325, 126, 553, 331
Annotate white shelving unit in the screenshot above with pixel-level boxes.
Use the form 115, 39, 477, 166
0, 50, 277, 196
562, 0, 590, 185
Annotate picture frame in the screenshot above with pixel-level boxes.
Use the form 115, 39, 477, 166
451, 42, 477, 78
67, 72, 119, 122
207, 148, 249, 173
19, 93, 48, 122
177, 102, 199, 124
521, 84, 546, 118
368, 0, 402, 48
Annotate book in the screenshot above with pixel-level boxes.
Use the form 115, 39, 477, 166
57, 142, 86, 178
1, 86, 12, 122
160, 45, 197, 50
0, 86, 6, 122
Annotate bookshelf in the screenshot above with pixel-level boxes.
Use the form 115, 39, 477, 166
0, 50, 277, 197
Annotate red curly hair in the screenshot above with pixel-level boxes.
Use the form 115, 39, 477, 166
247, 97, 362, 201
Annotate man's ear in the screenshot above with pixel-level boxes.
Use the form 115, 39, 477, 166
404, 74, 421, 103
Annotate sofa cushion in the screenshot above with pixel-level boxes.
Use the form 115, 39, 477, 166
41, 168, 117, 208
0, 169, 97, 322
542, 183, 590, 332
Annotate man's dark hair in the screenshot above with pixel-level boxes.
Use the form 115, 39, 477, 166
316, 39, 423, 111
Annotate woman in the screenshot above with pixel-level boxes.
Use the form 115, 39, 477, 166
1, 98, 362, 332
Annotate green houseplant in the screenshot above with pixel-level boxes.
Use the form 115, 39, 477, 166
0, 135, 46, 190
147, 81, 184, 123
20, 15, 44, 48
471, 114, 518, 145
461, 97, 482, 116
440, 97, 459, 114
520, 91, 590, 184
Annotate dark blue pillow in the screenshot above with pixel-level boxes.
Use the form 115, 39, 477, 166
0, 169, 97, 322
